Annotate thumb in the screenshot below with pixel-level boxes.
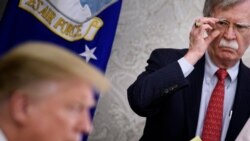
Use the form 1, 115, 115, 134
205, 30, 220, 44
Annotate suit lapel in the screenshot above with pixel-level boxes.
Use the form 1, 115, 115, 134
182, 58, 250, 140
184, 56, 205, 139
225, 61, 250, 140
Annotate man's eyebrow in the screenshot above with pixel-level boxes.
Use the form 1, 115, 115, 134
217, 18, 227, 22
235, 22, 250, 26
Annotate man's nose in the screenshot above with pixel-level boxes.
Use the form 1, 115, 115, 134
223, 26, 237, 40
79, 112, 93, 134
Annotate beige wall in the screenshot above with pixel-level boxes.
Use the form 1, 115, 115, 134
88, 0, 250, 141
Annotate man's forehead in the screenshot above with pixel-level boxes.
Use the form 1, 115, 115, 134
212, 4, 250, 22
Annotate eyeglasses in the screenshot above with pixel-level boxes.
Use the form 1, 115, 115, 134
215, 19, 250, 35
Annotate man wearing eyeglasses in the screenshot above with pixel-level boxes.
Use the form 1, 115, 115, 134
127, 0, 250, 141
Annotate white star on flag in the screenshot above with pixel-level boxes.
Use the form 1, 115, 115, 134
80, 45, 97, 62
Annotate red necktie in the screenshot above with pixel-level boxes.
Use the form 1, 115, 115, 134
201, 69, 228, 141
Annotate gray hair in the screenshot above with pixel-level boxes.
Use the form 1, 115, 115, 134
203, 0, 246, 16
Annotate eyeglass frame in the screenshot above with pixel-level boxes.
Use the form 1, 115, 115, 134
214, 18, 250, 35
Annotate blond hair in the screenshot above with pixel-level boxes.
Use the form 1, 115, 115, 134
0, 42, 109, 101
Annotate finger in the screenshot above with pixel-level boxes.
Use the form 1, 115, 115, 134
194, 21, 202, 28
199, 24, 213, 32
205, 30, 220, 44
193, 17, 219, 29
196, 17, 219, 24
193, 24, 213, 38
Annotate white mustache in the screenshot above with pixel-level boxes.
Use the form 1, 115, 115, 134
219, 38, 238, 50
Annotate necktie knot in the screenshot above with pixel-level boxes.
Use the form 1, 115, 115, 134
216, 69, 228, 81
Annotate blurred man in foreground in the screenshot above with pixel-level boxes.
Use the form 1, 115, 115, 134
0, 42, 109, 141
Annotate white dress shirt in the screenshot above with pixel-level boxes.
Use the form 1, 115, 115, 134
236, 118, 250, 141
0, 129, 7, 141
178, 52, 239, 141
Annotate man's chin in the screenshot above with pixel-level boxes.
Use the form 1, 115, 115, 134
218, 53, 237, 62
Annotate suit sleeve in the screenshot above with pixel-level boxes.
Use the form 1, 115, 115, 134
127, 49, 189, 117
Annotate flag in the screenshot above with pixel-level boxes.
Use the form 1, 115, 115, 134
0, 0, 122, 140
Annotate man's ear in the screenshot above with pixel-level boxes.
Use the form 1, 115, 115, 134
9, 90, 30, 125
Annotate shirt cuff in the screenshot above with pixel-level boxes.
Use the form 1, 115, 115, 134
178, 57, 194, 78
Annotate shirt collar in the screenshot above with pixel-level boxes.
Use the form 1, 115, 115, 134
205, 52, 239, 82
0, 129, 8, 141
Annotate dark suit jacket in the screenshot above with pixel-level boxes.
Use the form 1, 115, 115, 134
127, 48, 250, 141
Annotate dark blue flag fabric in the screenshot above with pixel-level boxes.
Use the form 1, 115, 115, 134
0, 0, 122, 140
